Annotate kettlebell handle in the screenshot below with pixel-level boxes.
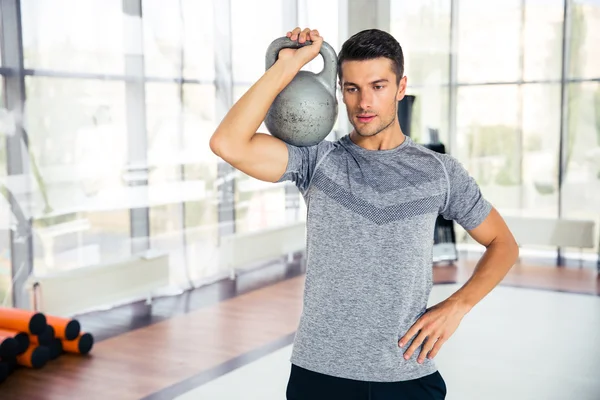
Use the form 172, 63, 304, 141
265, 37, 338, 97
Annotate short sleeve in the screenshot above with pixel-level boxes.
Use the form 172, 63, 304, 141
276, 140, 335, 193
440, 154, 492, 230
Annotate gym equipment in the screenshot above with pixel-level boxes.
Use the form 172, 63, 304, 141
265, 37, 338, 147
16, 344, 50, 369
44, 315, 81, 340
397, 95, 416, 137
62, 332, 94, 355
0, 307, 47, 335
0, 329, 29, 354
0, 308, 93, 385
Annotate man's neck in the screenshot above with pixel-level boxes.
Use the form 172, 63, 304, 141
349, 127, 406, 151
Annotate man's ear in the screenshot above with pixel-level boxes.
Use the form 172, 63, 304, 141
396, 76, 407, 101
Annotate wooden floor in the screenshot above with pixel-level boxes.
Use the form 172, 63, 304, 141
0, 258, 598, 399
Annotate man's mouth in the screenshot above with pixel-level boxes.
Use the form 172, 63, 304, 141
357, 114, 376, 123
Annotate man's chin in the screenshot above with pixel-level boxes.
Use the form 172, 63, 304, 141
354, 128, 380, 138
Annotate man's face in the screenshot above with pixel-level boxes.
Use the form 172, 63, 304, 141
339, 58, 407, 138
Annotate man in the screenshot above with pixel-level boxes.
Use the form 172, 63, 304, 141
210, 27, 518, 400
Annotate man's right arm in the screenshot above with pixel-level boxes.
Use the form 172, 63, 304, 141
209, 28, 322, 183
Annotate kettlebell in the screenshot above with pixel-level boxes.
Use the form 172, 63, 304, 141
264, 37, 338, 147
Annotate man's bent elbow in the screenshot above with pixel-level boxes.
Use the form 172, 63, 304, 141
504, 234, 520, 265
209, 132, 224, 157
209, 131, 246, 165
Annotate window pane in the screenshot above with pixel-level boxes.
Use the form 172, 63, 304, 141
235, 180, 287, 234
298, 0, 340, 74
25, 77, 131, 273
182, 84, 219, 280
407, 86, 449, 145
523, 0, 564, 81
457, 0, 521, 83
146, 82, 220, 282
455, 85, 520, 212
145, 82, 187, 286
142, 0, 214, 80
0, 79, 10, 305
569, 0, 600, 79
391, 0, 451, 85
522, 83, 560, 217
562, 81, 600, 255
21, 0, 124, 74
231, 0, 283, 84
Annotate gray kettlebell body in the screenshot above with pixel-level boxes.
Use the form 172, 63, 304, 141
265, 37, 338, 147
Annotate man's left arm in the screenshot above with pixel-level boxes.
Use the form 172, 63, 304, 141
398, 207, 519, 364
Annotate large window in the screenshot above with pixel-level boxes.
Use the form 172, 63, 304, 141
449, 0, 600, 258
25, 77, 131, 273
2, 0, 598, 309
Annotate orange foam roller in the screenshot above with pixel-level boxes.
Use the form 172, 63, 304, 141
44, 315, 80, 340
62, 332, 94, 355
0, 328, 29, 355
0, 307, 47, 335
16, 344, 49, 369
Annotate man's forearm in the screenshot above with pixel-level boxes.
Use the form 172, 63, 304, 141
447, 239, 519, 313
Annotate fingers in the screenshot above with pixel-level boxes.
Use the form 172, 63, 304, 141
403, 329, 427, 361
427, 335, 447, 360
286, 27, 301, 39
417, 336, 436, 364
401, 326, 447, 363
299, 28, 311, 42
398, 319, 423, 348
309, 29, 322, 44
286, 27, 321, 43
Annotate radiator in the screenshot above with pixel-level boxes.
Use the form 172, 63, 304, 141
25, 251, 170, 317
220, 221, 306, 278
503, 216, 596, 249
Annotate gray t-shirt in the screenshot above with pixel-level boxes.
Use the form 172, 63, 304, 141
277, 134, 491, 382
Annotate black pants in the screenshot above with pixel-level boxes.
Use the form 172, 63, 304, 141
286, 364, 447, 400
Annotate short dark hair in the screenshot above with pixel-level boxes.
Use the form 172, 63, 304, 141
337, 29, 404, 83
